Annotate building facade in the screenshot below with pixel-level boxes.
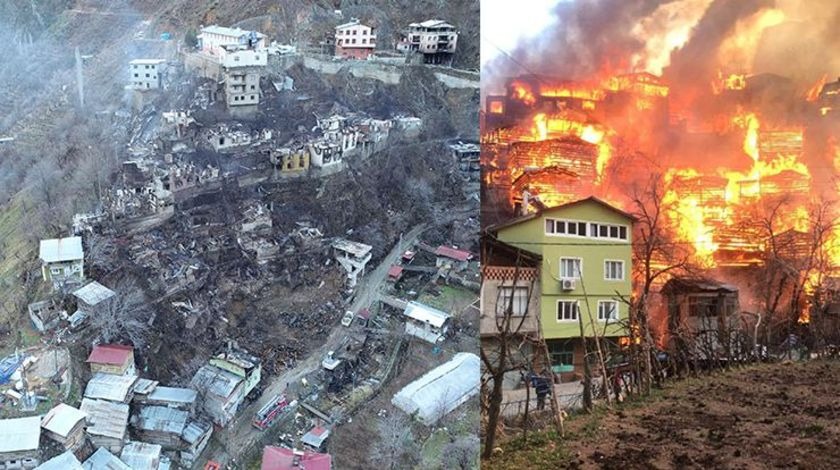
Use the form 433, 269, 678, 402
224, 69, 260, 107
334, 19, 376, 60
397, 20, 458, 64
39, 236, 84, 289
491, 196, 634, 381
128, 60, 166, 90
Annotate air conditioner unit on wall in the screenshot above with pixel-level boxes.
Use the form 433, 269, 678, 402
561, 279, 576, 291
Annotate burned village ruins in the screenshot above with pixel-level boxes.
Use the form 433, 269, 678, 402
0, 6, 480, 469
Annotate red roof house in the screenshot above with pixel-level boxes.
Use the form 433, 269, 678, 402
86, 344, 136, 376
435, 246, 472, 262
387, 265, 404, 281
261, 446, 331, 470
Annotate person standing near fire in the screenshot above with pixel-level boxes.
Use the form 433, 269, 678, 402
528, 370, 552, 410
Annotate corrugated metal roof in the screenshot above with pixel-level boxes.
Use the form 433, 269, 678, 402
133, 405, 188, 434
0, 415, 41, 453
86, 344, 131, 365
80, 398, 129, 439
190, 364, 242, 398
403, 302, 451, 328
82, 447, 131, 470
120, 442, 161, 470
261, 446, 332, 470
74, 282, 117, 306
199, 25, 264, 39
35, 450, 83, 470
132, 378, 158, 395
181, 420, 212, 445
39, 237, 83, 263
301, 426, 330, 448
146, 386, 197, 404
84, 373, 138, 402
41, 403, 87, 437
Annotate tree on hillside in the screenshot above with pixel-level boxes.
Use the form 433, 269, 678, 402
88, 276, 152, 349
370, 411, 419, 469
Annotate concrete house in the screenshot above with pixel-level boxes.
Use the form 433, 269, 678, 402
128, 59, 166, 90
39, 236, 84, 288
397, 20, 458, 64
198, 25, 266, 54
331, 239, 372, 287
479, 236, 542, 389
0, 416, 41, 469
334, 18, 376, 60
225, 68, 260, 108
41, 403, 88, 451
86, 344, 136, 376
402, 301, 452, 344
490, 196, 634, 382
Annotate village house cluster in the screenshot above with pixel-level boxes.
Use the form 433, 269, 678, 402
330, 18, 460, 65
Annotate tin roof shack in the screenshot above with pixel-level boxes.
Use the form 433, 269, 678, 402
261, 446, 332, 470
28, 299, 62, 333
662, 277, 740, 364
120, 442, 161, 470
134, 386, 197, 412
35, 450, 83, 470
300, 426, 330, 452
402, 302, 452, 344
0, 416, 41, 469
80, 398, 130, 454
392, 352, 480, 425
179, 419, 213, 467
435, 245, 473, 272
83, 447, 131, 470
331, 239, 372, 288
84, 373, 139, 403
73, 282, 117, 331
39, 236, 84, 289
191, 349, 260, 427
131, 405, 189, 449
41, 403, 87, 451
86, 344, 135, 376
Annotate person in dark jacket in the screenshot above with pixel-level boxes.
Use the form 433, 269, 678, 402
529, 371, 552, 410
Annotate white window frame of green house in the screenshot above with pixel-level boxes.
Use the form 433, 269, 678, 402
598, 300, 619, 322
559, 257, 582, 280
604, 259, 625, 281
589, 222, 629, 242
496, 286, 529, 317
557, 300, 579, 322
545, 218, 589, 238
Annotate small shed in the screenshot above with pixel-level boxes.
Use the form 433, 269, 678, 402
402, 301, 452, 344
300, 426, 330, 451
434, 245, 472, 272
387, 265, 404, 282
131, 405, 189, 449
41, 403, 88, 450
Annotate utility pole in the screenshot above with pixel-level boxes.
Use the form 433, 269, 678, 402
75, 46, 85, 110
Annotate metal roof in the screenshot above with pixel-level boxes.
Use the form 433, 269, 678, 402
403, 302, 451, 328
133, 405, 189, 434
392, 352, 480, 425
84, 373, 138, 402
146, 386, 197, 404
86, 344, 131, 365
35, 450, 83, 470
409, 19, 454, 29
190, 364, 242, 398
199, 25, 265, 39
181, 420, 212, 445
0, 415, 41, 454
435, 246, 472, 262
261, 446, 332, 470
41, 403, 88, 437
129, 59, 165, 65
74, 282, 117, 306
82, 447, 131, 470
80, 398, 130, 440
39, 236, 83, 263
132, 378, 159, 395
120, 442, 161, 470
301, 426, 330, 448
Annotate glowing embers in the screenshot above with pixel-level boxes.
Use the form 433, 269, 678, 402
604, 73, 669, 98
511, 166, 586, 212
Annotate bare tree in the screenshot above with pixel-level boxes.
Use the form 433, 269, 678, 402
88, 276, 152, 349
441, 435, 480, 470
370, 412, 419, 469
480, 240, 540, 459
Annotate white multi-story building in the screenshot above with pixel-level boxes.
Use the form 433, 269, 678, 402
224, 69, 260, 107
334, 18, 376, 60
397, 20, 458, 64
128, 59, 166, 90
198, 25, 266, 53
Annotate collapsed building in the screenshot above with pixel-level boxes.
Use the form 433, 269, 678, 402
190, 348, 261, 426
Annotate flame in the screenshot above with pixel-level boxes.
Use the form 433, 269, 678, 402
629, 0, 714, 75
806, 74, 827, 102
717, 8, 785, 72
510, 80, 536, 106
489, 101, 504, 114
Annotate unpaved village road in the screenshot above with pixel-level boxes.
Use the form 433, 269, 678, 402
208, 206, 475, 466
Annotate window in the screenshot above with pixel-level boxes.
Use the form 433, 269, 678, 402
250, 85, 255, 90
604, 260, 624, 281
557, 300, 579, 322
598, 300, 619, 322
545, 218, 586, 237
72, 264, 81, 273
497, 286, 529, 316
134, 73, 138, 78
363, 29, 367, 35
145, 73, 150, 78
589, 222, 629, 241
251, 95, 256, 100
549, 341, 574, 372
361, 39, 366, 44
560, 258, 581, 279
50, 267, 61, 275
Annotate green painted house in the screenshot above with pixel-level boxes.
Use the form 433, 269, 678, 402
490, 196, 635, 380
